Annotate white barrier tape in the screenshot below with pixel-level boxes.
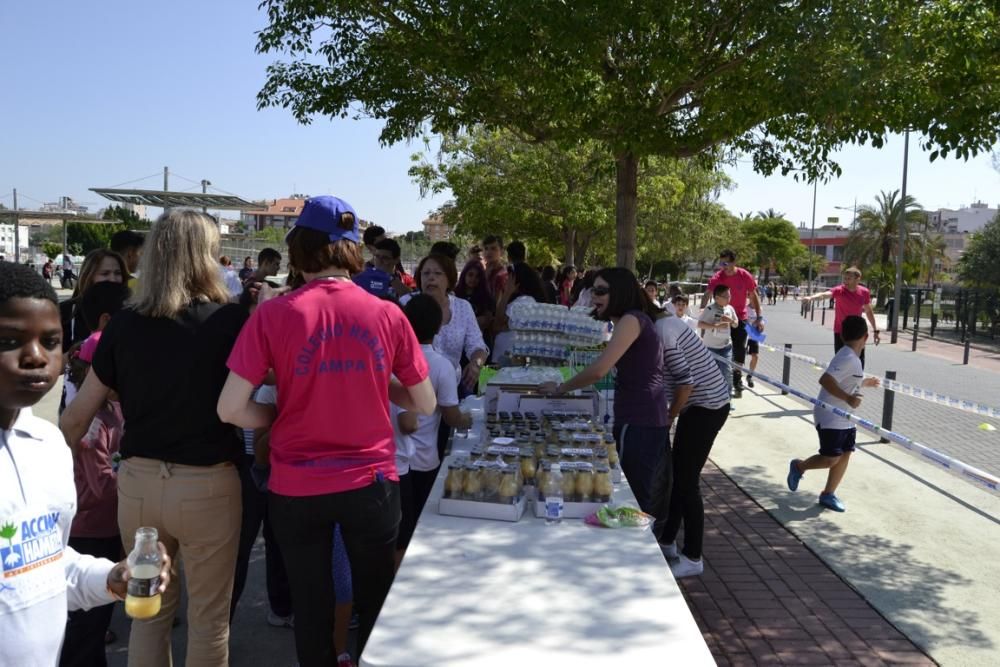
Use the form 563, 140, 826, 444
715, 354, 1000, 496
760, 342, 1000, 421
879, 380, 1000, 420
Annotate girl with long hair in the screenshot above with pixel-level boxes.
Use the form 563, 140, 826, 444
60, 249, 127, 352
542, 267, 669, 514
454, 259, 495, 336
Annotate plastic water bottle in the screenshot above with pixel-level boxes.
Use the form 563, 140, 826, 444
544, 463, 564, 524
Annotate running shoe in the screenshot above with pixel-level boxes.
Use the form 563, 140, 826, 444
818, 492, 846, 512
659, 542, 679, 560
786, 460, 803, 492
669, 555, 704, 579
747, 376, 755, 388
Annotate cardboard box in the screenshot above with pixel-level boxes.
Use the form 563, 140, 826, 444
438, 495, 528, 522
532, 498, 608, 520
517, 394, 598, 416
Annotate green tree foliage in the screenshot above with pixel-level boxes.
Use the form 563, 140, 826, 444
741, 216, 802, 283
845, 190, 924, 301
411, 130, 615, 267
256, 0, 1000, 270
846, 190, 924, 268
62, 206, 152, 255
411, 128, 732, 269
41, 242, 62, 260
253, 226, 287, 244
958, 212, 1000, 288
782, 246, 827, 287
635, 154, 736, 274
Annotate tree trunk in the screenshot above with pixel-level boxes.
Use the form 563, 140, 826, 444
574, 232, 591, 269
562, 226, 576, 266
615, 151, 639, 271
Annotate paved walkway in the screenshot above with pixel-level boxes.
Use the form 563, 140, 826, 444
751, 299, 1000, 477
679, 463, 933, 666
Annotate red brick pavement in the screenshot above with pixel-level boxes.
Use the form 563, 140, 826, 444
677, 463, 936, 666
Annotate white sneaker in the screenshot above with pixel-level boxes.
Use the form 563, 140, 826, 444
670, 554, 704, 578
659, 542, 678, 560
266, 611, 294, 628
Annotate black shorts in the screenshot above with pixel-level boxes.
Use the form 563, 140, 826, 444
747, 339, 759, 355
816, 426, 856, 457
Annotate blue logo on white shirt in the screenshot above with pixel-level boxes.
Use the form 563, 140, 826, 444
1, 513, 63, 577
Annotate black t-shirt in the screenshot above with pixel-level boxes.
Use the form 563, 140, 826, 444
92, 301, 249, 466
60, 299, 91, 352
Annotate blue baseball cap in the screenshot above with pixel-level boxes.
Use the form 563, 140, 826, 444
285, 196, 360, 244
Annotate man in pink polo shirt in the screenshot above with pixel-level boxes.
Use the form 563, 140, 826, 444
804, 266, 880, 366
701, 249, 764, 397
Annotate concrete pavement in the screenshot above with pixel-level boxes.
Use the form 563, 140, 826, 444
711, 385, 1000, 665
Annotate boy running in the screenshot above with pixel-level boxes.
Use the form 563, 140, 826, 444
786, 316, 880, 512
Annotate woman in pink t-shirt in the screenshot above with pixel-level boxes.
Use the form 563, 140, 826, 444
218, 196, 435, 666
804, 266, 880, 366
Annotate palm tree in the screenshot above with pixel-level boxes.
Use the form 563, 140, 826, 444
755, 208, 786, 220
845, 190, 924, 303
920, 230, 949, 287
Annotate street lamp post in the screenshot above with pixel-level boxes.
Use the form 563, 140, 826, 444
808, 180, 818, 295
201, 180, 212, 214
890, 130, 910, 345
834, 199, 858, 230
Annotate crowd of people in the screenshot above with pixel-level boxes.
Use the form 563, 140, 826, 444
2, 192, 832, 667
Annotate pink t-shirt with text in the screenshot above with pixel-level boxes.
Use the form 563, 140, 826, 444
227, 280, 428, 497
830, 284, 871, 334
707, 267, 757, 321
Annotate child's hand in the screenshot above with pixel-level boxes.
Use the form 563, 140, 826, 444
847, 394, 862, 409
862, 376, 881, 388
258, 283, 291, 304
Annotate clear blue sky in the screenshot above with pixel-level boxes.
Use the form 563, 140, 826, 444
2, 1, 997, 233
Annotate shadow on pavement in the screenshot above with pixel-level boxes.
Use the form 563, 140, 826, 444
724, 463, 993, 654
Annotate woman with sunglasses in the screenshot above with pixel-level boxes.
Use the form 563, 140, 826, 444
541, 267, 669, 513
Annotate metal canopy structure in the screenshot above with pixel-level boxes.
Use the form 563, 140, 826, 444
0, 210, 113, 224
90, 188, 258, 210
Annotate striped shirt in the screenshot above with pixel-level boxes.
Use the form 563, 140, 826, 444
655, 315, 730, 411
242, 385, 277, 456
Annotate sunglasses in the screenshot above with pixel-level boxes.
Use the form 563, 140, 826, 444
718, 261, 731, 267
591, 286, 610, 296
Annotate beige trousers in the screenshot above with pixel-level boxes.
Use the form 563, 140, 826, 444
118, 457, 241, 667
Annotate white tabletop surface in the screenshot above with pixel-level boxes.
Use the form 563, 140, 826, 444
361, 447, 715, 667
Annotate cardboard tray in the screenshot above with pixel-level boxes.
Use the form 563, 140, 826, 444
438, 494, 528, 522
532, 498, 608, 520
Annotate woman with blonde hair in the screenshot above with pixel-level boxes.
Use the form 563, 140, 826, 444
62, 209, 247, 667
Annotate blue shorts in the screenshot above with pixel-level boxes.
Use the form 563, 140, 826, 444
816, 427, 856, 457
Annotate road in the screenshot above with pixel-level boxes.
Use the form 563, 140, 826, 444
745, 297, 1000, 477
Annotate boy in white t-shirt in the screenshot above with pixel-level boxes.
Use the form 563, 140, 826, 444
0, 263, 169, 666
393, 295, 472, 563
786, 316, 880, 512
698, 285, 738, 396
670, 294, 699, 332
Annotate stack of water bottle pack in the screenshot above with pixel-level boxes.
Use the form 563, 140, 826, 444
508, 302, 606, 362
